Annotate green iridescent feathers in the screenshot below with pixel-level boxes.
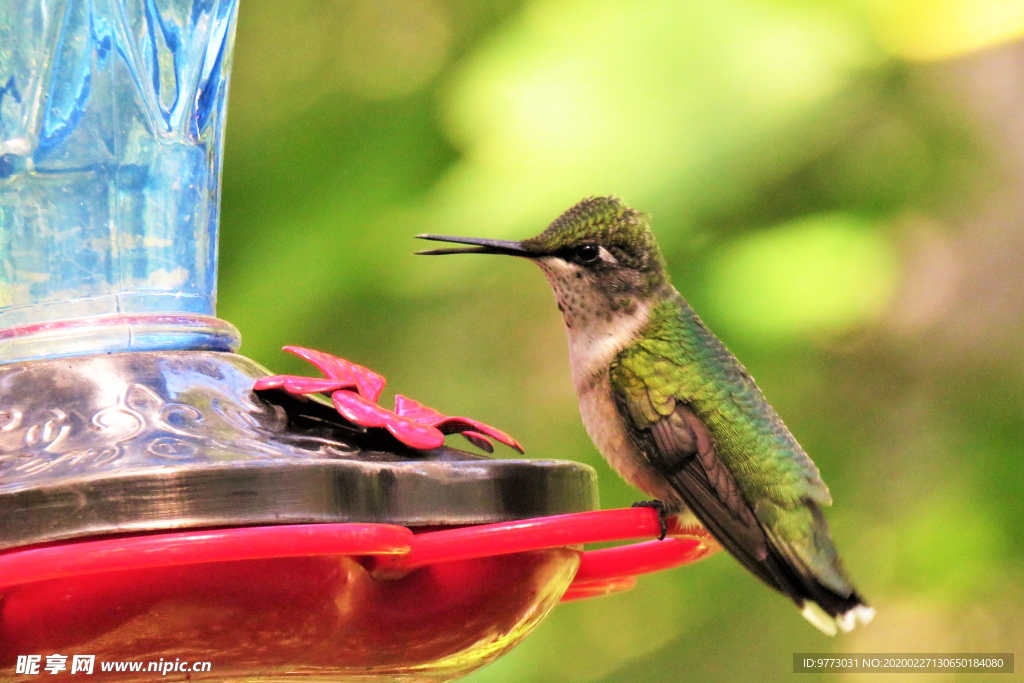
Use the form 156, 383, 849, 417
610, 293, 854, 594
522, 196, 668, 293
612, 295, 830, 502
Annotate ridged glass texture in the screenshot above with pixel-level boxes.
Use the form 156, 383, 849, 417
0, 0, 240, 363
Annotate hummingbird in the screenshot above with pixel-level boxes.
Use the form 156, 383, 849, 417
417, 196, 875, 635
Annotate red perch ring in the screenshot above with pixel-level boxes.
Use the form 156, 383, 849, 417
0, 508, 717, 680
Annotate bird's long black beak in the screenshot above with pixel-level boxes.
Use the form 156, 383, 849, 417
415, 234, 534, 257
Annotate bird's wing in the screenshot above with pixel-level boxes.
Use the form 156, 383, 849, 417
612, 387, 794, 592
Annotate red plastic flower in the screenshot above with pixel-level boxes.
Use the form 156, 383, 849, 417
254, 346, 524, 454
254, 346, 386, 401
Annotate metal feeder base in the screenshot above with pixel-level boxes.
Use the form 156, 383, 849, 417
0, 351, 598, 549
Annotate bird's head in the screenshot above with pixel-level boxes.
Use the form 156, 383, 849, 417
418, 196, 669, 328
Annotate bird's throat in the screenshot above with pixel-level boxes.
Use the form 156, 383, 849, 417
533, 256, 653, 390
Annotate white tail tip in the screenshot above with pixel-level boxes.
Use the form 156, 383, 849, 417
801, 602, 875, 636
853, 604, 876, 625
801, 602, 838, 636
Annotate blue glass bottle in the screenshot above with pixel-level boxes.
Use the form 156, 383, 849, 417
0, 0, 240, 363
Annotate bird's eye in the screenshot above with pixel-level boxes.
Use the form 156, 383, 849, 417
574, 243, 601, 264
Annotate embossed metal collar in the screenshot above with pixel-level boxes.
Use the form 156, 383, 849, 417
0, 352, 598, 550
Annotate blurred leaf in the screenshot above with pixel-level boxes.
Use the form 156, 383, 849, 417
704, 214, 900, 339
427, 0, 878, 238
861, 0, 1024, 61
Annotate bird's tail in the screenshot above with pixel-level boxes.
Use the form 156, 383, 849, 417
677, 485, 875, 636
799, 593, 876, 636
661, 454, 873, 636
760, 519, 876, 636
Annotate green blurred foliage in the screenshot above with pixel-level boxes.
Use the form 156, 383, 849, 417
219, 0, 1024, 680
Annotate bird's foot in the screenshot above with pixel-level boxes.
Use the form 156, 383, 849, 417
631, 500, 669, 540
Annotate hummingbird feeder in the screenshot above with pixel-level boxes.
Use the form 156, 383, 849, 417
0, 1, 717, 681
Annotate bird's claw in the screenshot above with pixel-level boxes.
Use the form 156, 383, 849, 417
631, 500, 669, 540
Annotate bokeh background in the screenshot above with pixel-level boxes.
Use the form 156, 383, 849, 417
218, 1, 1024, 680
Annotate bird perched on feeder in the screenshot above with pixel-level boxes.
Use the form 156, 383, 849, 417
417, 196, 874, 635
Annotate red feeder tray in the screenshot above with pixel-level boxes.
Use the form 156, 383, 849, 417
0, 508, 718, 682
